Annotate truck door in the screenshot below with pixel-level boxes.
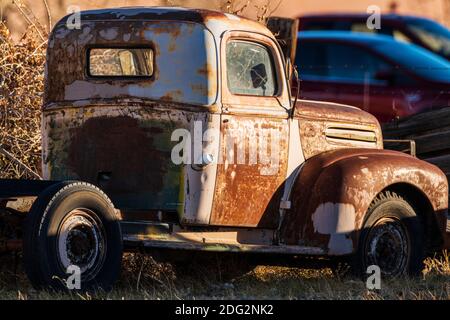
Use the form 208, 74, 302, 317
209, 32, 291, 228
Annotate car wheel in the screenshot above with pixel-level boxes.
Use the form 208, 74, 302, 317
23, 181, 123, 291
355, 191, 425, 278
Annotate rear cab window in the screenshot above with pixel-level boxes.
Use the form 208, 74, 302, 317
88, 48, 154, 77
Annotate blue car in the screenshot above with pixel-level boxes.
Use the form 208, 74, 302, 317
295, 31, 450, 123
298, 14, 450, 61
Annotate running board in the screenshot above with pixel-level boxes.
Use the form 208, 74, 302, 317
124, 235, 325, 255
121, 220, 326, 255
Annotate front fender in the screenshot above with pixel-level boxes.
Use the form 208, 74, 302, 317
281, 148, 448, 255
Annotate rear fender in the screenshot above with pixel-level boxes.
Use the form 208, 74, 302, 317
280, 148, 448, 255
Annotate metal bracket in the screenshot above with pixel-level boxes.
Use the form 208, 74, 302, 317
383, 139, 416, 157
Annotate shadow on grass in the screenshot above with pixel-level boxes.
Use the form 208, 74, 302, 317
0, 252, 448, 300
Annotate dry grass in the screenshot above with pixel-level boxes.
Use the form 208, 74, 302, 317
0, 21, 46, 179
0, 252, 449, 300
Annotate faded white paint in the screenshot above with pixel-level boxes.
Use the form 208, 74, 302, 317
312, 202, 356, 255
182, 114, 221, 224
278, 118, 306, 238
286, 119, 306, 179
224, 13, 241, 21
99, 27, 119, 40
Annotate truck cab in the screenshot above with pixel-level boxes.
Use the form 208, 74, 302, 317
1, 7, 447, 290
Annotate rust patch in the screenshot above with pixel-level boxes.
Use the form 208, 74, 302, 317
168, 42, 177, 53
295, 100, 383, 159
209, 117, 289, 228
160, 90, 183, 102
150, 23, 182, 38
197, 64, 213, 77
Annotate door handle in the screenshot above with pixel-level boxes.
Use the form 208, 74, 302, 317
192, 153, 215, 170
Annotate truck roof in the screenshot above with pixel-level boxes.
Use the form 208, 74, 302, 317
55, 7, 273, 38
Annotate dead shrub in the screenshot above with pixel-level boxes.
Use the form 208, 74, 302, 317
0, 22, 46, 179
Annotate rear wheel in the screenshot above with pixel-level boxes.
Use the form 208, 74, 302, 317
354, 191, 425, 277
23, 182, 123, 291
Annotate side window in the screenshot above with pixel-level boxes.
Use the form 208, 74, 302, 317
296, 41, 389, 82
351, 22, 377, 34
226, 40, 277, 96
393, 29, 413, 44
302, 21, 340, 31
296, 41, 417, 86
89, 48, 154, 77
326, 43, 392, 83
295, 41, 328, 77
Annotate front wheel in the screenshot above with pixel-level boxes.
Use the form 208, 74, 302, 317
23, 182, 123, 291
354, 191, 425, 278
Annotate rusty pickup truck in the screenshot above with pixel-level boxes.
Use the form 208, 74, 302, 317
0, 7, 448, 290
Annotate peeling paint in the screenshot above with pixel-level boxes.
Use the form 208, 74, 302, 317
99, 28, 119, 40
312, 202, 355, 254
312, 203, 356, 234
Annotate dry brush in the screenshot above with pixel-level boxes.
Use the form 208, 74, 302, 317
0, 19, 46, 179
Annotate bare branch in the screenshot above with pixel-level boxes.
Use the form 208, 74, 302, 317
0, 145, 41, 180
11, 0, 47, 41
42, 0, 52, 32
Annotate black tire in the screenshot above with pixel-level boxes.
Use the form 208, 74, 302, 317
354, 191, 425, 278
23, 181, 123, 291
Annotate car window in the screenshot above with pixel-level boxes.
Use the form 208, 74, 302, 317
351, 23, 376, 34
406, 19, 450, 59
89, 48, 154, 77
297, 41, 389, 83
373, 42, 450, 84
296, 40, 417, 85
302, 21, 338, 31
295, 41, 328, 77
393, 29, 414, 43
327, 42, 391, 82
226, 40, 277, 96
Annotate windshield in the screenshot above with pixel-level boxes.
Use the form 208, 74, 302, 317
406, 18, 450, 59
373, 41, 450, 83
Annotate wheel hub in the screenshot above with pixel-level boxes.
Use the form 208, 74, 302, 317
366, 217, 409, 277
57, 209, 106, 279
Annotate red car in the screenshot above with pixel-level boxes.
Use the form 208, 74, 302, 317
298, 14, 450, 61
295, 31, 450, 123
